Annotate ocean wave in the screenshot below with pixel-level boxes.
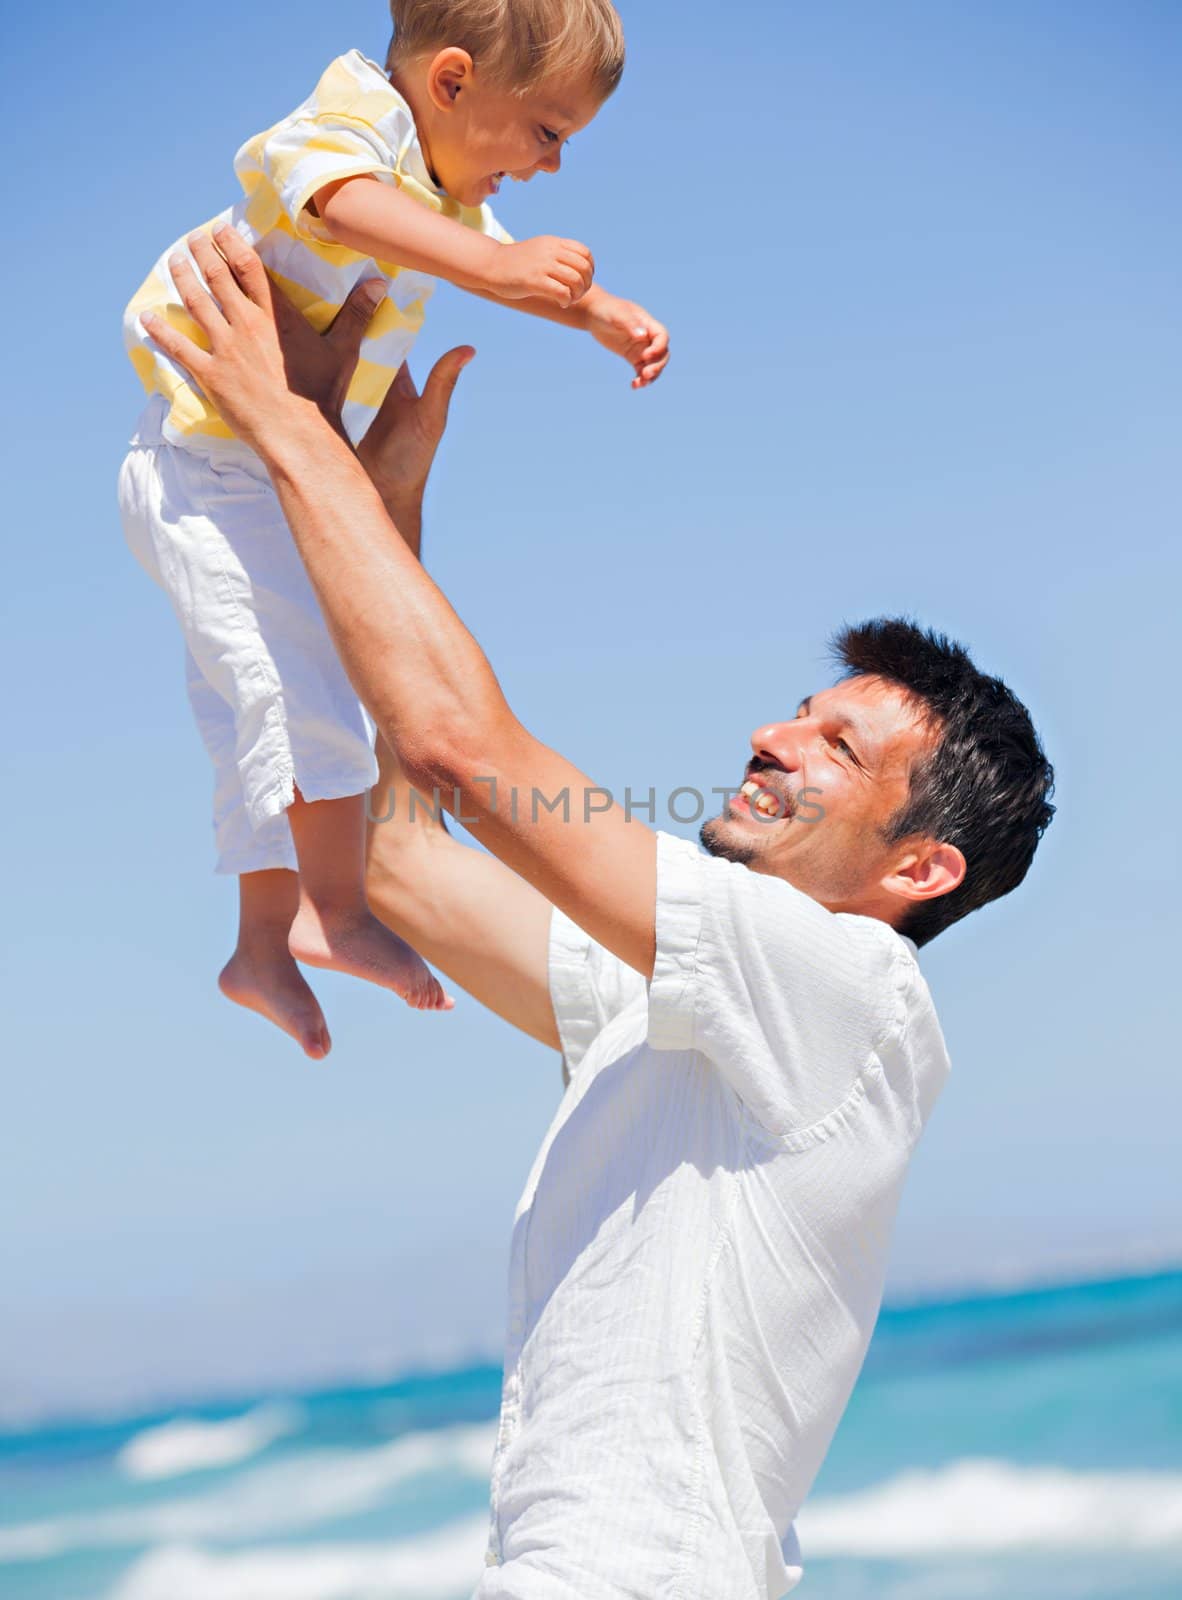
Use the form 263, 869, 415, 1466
798, 1458, 1182, 1556
0, 1422, 498, 1563
12, 1450, 1182, 1583
103, 1458, 1182, 1600
109, 1518, 490, 1600
117, 1404, 301, 1480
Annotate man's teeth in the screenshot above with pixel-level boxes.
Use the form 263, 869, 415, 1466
740, 780, 782, 816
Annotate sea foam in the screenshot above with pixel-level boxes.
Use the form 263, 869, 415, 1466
101, 1458, 1182, 1599
117, 1404, 300, 1480
798, 1458, 1182, 1556
0, 1421, 498, 1563
110, 1516, 490, 1600
11, 1451, 1182, 1586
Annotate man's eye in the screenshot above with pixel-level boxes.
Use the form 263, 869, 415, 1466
835, 738, 858, 763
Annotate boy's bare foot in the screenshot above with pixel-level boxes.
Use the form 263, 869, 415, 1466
219, 944, 332, 1059
288, 902, 453, 1011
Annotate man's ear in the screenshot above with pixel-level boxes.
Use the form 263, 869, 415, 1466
426, 48, 475, 112
882, 840, 967, 907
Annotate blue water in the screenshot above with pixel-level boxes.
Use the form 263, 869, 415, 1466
2, 1268, 1180, 1599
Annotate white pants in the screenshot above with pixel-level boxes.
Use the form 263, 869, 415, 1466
118, 396, 378, 875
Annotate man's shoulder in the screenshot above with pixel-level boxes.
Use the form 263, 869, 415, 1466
664, 831, 888, 962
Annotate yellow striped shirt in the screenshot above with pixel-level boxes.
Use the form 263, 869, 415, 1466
124, 51, 509, 449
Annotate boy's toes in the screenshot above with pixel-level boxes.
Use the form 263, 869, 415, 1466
414, 973, 452, 1011
302, 1017, 333, 1058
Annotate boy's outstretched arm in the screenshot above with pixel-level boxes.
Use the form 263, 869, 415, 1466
314, 177, 593, 307
315, 179, 669, 387
469, 281, 671, 390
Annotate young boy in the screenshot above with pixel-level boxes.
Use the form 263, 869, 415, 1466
119, 0, 668, 1060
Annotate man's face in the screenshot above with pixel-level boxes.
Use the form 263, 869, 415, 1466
426, 70, 604, 206
701, 676, 941, 923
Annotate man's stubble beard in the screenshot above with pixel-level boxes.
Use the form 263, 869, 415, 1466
699, 814, 760, 865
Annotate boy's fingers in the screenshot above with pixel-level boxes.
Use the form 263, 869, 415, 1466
210, 223, 273, 308
558, 244, 593, 268
544, 276, 576, 306
168, 251, 226, 338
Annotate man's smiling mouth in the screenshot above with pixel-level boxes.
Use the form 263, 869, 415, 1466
734, 766, 795, 820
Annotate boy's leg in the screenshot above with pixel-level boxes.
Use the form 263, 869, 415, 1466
286, 788, 453, 1011
121, 426, 449, 1022
219, 869, 333, 1059
183, 648, 333, 1057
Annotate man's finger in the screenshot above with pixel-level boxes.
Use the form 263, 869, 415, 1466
168, 251, 227, 340
187, 232, 239, 322
325, 278, 386, 360
210, 223, 274, 309
141, 311, 210, 386
392, 361, 420, 402
420, 345, 475, 428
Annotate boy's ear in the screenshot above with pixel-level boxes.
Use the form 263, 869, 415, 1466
426, 48, 476, 111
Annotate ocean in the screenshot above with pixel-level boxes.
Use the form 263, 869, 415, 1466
3, 1266, 1180, 1599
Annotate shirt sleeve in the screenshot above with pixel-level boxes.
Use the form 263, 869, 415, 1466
257, 112, 402, 241
548, 906, 647, 1080
646, 831, 906, 1136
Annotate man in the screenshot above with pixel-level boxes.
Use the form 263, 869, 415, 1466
142, 228, 1054, 1599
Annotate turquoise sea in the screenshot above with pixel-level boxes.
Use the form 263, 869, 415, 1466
3, 1266, 1180, 1599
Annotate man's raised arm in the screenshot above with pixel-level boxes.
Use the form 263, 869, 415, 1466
145, 226, 658, 979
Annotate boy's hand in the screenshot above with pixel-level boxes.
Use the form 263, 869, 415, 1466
585, 293, 670, 389
487, 236, 595, 308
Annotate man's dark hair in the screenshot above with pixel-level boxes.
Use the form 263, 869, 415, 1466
831, 617, 1055, 947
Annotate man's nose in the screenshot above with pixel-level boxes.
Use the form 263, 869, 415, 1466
749, 721, 805, 772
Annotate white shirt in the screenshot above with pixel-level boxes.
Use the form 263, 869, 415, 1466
476, 831, 951, 1599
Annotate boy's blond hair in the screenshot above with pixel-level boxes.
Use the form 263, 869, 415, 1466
387, 0, 625, 101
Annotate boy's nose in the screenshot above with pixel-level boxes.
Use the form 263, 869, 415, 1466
536, 146, 562, 175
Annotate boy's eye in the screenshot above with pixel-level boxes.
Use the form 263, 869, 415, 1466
540, 127, 560, 143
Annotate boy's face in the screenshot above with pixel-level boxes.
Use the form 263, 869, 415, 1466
419, 53, 605, 206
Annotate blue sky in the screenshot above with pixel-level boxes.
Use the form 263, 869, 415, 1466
3, 0, 1180, 1418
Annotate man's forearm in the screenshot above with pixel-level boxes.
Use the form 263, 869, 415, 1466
261, 399, 508, 785
370, 477, 422, 556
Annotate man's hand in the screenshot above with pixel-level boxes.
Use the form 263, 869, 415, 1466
486, 235, 595, 307
585, 291, 670, 389
145, 227, 319, 454
356, 346, 475, 521
146, 225, 471, 529
270, 271, 387, 423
